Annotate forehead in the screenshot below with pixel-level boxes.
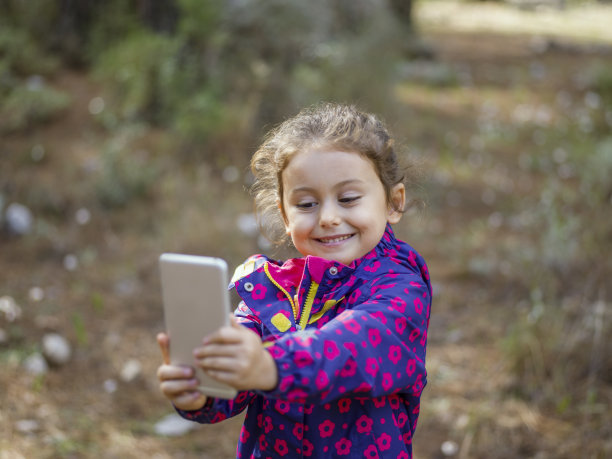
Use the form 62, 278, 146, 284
282, 148, 378, 183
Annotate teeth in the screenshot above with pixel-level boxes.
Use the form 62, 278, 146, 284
320, 235, 352, 243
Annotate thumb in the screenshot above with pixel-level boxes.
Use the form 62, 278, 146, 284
229, 314, 241, 329
157, 332, 170, 365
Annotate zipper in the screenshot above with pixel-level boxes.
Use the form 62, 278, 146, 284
263, 262, 319, 330
298, 281, 319, 330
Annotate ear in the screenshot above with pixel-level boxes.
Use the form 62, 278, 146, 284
387, 183, 405, 224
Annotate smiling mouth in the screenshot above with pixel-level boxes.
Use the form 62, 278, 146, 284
316, 234, 354, 244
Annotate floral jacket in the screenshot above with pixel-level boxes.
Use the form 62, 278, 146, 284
178, 224, 432, 459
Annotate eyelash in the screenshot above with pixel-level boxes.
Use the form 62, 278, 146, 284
295, 196, 361, 209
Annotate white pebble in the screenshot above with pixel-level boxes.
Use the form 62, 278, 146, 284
42, 333, 72, 366
441, 440, 459, 456
5, 203, 33, 235
103, 379, 118, 394
28, 286, 45, 302
120, 359, 142, 382
154, 413, 197, 436
88, 96, 105, 115
0, 296, 22, 322
31, 144, 45, 162
26, 75, 45, 91
63, 254, 78, 271
24, 353, 48, 375
75, 208, 91, 225
15, 419, 40, 434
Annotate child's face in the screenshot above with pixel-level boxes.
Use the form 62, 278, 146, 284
280, 148, 405, 265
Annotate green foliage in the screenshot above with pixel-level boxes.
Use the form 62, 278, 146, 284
87, 0, 413, 149
176, 0, 222, 43
501, 131, 612, 412
94, 31, 181, 123
85, 1, 144, 61
0, 83, 70, 133
71, 313, 88, 347
91, 292, 105, 313
3, 0, 416, 154
0, 6, 67, 133
0, 0, 58, 34
0, 26, 58, 77
94, 138, 160, 209
589, 62, 612, 106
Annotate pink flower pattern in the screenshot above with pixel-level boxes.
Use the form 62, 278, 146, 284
176, 225, 432, 459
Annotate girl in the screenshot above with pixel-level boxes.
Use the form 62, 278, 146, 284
157, 103, 432, 458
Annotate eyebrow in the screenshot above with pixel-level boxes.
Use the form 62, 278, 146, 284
288, 179, 366, 195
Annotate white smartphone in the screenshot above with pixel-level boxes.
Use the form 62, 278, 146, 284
159, 253, 238, 399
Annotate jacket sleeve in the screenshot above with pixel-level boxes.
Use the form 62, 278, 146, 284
259, 271, 432, 404
175, 301, 259, 423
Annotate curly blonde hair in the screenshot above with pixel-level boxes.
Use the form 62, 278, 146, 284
250, 102, 419, 244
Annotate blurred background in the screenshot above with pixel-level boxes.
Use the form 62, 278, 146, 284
1, 0, 611, 457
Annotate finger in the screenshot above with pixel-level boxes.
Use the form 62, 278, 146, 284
157, 332, 170, 365
197, 356, 242, 373
193, 342, 245, 361
160, 378, 199, 396
172, 391, 208, 411
157, 364, 194, 382
205, 369, 232, 382
203, 326, 243, 345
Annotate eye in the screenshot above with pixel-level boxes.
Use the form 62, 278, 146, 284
296, 201, 317, 209
339, 196, 361, 205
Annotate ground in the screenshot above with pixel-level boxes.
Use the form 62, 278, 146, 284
1, 3, 611, 458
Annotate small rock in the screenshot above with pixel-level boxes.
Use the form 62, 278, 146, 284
0, 296, 22, 322
28, 286, 45, 302
26, 75, 45, 91
88, 96, 105, 115
114, 278, 138, 297
63, 254, 78, 271
0, 328, 7, 344
42, 333, 72, 366
103, 378, 118, 394
24, 353, 48, 375
441, 440, 459, 456
154, 413, 197, 437
75, 207, 91, 225
30, 144, 45, 162
120, 359, 142, 382
5, 203, 34, 235
15, 419, 40, 434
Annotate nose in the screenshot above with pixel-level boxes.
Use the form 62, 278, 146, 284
319, 200, 341, 227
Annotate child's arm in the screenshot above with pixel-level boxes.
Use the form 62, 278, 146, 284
156, 332, 208, 411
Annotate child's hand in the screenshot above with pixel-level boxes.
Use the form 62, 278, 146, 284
193, 316, 278, 392
156, 332, 208, 411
